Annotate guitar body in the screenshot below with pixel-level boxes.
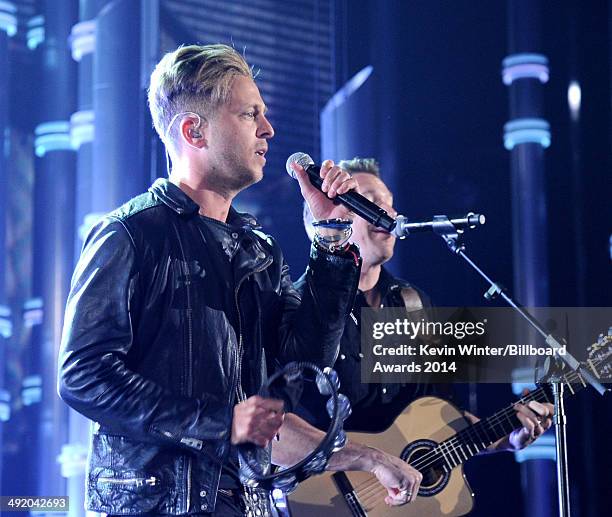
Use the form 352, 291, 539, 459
287, 334, 612, 516
289, 396, 475, 517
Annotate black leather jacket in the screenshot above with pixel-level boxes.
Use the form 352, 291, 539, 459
58, 179, 360, 515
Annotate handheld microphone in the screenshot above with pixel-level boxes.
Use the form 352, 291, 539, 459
285, 152, 396, 232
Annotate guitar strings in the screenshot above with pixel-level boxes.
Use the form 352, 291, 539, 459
357, 389, 552, 510
354, 479, 384, 502
352, 388, 548, 500
377, 386, 547, 484
359, 380, 600, 509
355, 387, 552, 508
407, 365, 587, 472
422, 358, 603, 471
417, 388, 550, 465
351, 363, 600, 506
352, 388, 545, 502
354, 374, 586, 507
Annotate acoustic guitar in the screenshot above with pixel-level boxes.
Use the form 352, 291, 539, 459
288, 336, 611, 517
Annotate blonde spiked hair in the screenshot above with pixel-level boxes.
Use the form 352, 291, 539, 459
148, 44, 253, 151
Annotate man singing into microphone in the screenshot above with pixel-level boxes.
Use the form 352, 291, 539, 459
58, 45, 423, 516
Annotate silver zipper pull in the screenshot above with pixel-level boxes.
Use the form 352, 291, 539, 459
180, 437, 204, 450
98, 476, 157, 487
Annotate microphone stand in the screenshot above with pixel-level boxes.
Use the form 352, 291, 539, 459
410, 215, 608, 517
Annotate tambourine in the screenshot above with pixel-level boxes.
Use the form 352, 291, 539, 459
237, 361, 352, 494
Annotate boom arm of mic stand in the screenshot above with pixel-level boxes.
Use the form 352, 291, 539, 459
429, 223, 607, 517
433, 227, 607, 395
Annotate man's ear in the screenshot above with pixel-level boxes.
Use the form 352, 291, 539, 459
180, 116, 207, 149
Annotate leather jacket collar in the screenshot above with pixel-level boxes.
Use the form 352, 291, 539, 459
149, 178, 260, 229
376, 266, 404, 297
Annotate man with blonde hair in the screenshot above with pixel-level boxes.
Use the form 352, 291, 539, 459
58, 46, 423, 516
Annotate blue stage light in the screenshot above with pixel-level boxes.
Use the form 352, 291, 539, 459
22, 375, 43, 406
70, 110, 95, 149
34, 121, 73, 157
23, 298, 44, 327
511, 366, 537, 396
0, 389, 10, 422
0, 1, 17, 37
514, 434, 556, 463
0, 305, 12, 338
502, 53, 549, 86
503, 118, 551, 150
58, 443, 88, 478
70, 20, 96, 62
27, 15, 44, 50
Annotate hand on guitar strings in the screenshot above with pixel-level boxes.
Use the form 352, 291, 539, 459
507, 388, 554, 451
367, 447, 423, 505
271, 414, 422, 505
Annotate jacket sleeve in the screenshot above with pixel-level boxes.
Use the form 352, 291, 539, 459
275, 242, 361, 368
57, 217, 231, 462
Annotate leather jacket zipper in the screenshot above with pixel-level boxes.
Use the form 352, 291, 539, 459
233, 250, 273, 403
183, 270, 194, 514
98, 476, 157, 487
174, 230, 195, 513
184, 275, 193, 514
234, 281, 246, 403
186, 457, 192, 512
233, 278, 248, 404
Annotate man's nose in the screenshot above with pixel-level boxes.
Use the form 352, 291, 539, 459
258, 115, 274, 139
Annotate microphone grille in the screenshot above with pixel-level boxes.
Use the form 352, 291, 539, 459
285, 152, 314, 178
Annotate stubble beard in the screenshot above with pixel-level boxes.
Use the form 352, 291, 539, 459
208, 154, 262, 196
365, 239, 394, 269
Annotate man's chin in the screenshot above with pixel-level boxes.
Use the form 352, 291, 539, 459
233, 168, 263, 191
378, 244, 395, 263
364, 250, 393, 268
253, 167, 264, 183
248, 163, 264, 183
380, 253, 393, 265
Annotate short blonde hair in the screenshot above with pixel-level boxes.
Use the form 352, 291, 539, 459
148, 44, 253, 149
337, 157, 380, 178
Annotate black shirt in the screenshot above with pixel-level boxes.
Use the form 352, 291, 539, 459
295, 267, 448, 433
195, 214, 247, 490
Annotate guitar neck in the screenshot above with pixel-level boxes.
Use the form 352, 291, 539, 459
414, 369, 590, 474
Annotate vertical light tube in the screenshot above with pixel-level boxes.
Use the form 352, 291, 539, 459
32, 0, 78, 501
504, 1, 557, 515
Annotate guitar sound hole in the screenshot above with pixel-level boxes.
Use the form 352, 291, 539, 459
406, 446, 443, 488
401, 439, 450, 497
